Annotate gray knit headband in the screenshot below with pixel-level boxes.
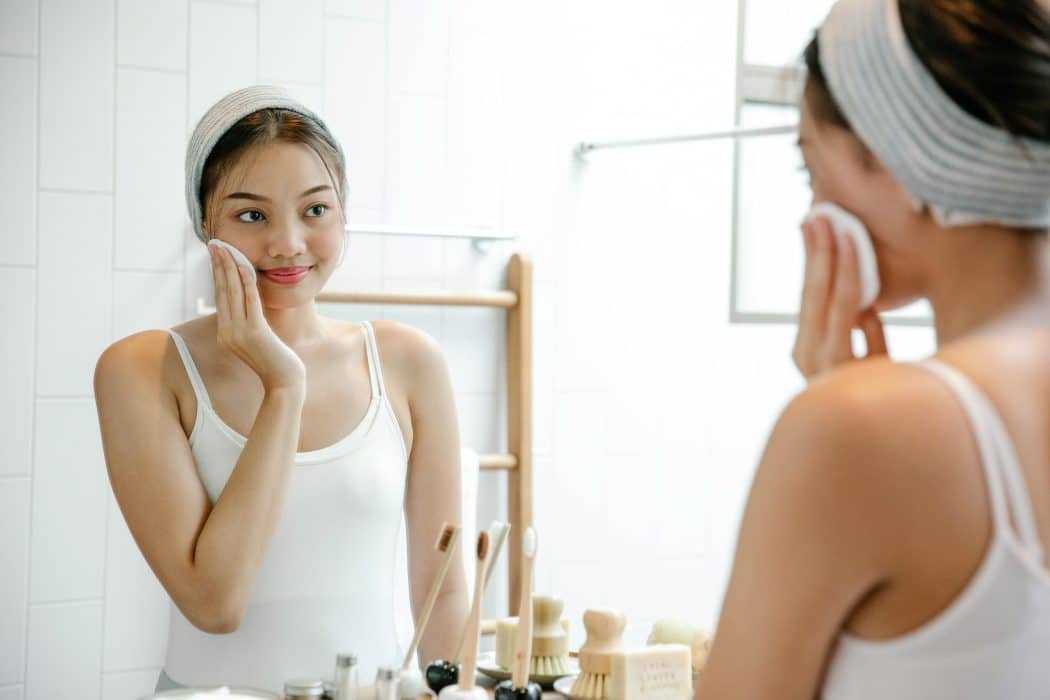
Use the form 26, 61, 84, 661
818, 0, 1050, 229
185, 85, 347, 243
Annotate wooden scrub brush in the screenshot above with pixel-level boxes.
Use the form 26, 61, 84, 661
570, 609, 627, 699
529, 594, 570, 676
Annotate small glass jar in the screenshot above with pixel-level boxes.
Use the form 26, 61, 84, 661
285, 679, 325, 700
375, 667, 400, 700
334, 653, 358, 700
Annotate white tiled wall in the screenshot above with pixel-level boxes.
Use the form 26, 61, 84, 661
0, 0, 936, 697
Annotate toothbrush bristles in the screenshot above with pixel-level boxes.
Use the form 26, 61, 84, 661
435, 523, 458, 551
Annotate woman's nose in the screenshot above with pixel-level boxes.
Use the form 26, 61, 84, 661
266, 216, 309, 259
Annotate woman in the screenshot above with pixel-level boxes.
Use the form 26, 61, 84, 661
94, 86, 468, 692
697, 0, 1050, 697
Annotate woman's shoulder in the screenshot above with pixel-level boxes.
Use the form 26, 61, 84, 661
788, 356, 945, 436
96, 318, 219, 396
94, 328, 184, 401
367, 319, 447, 374
766, 357, 972, 513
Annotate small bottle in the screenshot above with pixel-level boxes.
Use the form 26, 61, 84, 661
285, 679, 325, 700
375, 667, 400, 700
335, 653, 358, 700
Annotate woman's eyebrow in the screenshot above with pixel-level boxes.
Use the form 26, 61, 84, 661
225, 184, 333, 202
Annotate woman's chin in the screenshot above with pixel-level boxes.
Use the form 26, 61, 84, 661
872, 293, 924, 314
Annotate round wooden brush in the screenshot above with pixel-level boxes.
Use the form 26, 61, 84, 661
529, 595, 570, 676
570, 609, 627, 699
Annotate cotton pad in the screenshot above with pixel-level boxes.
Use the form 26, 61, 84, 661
207, 239, 257, 281
804, 202, 880, 310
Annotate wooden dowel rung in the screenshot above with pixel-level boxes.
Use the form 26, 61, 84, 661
479, 453, 518, 471
318, 289, 519, 309
480, 619, 497, 636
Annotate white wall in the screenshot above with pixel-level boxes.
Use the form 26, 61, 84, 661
0, 0, 937, 698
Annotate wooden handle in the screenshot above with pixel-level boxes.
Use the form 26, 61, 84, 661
401, 528, 461, 669
582, 610, 626, 649
532, 595, 564, 636
318, 289, 518, 309
453, 524, 510, 661
511, 557, 535, 688
578, 609, 627, 675
459, 534, 490, 690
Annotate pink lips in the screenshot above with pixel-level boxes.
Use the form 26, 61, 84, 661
261, 266, 312, 285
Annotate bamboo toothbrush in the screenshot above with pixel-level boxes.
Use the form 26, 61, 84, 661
427, 522, 511, 694
451, 521, 512, 663
511, 527, 538, 690
494, 527, 541, 700
437, 531, 490, 700
401, 523, 462, 670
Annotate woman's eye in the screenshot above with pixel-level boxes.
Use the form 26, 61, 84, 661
306, 204, 328, 218
237, 210, 264, 223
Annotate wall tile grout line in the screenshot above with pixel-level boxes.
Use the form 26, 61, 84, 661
23, 0, 43, 687
99, 0, 119, 683
391, 89, 446, 100
254, 0, 260, 84
28, 597, 106, 609
320, 0, 326, 111
0, 51, 36, 60
113, 266, 185, 274
116, 63, 186, 76
184, 0, 193, 321
381, 0, 390, 222
378, 0, 391, 324
101, 665, 163, 675
196, 0, 257, 9
38, 187, 114, 196
324, 13, 383, 24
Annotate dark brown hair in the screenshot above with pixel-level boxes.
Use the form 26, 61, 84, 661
803, 0, 1050, 142
199, 108, 347, 229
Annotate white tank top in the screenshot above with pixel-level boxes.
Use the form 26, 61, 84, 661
162, 321, 409, 691
822, 360, 1050, 700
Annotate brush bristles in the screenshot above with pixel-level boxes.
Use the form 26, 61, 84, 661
436, 523, 458, 551
530, 654, 570, 676
523, 527, 537, 559
570, 671, 607, 699
477, 531, 490, 559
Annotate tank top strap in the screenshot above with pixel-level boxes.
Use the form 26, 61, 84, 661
918, 359, 1044, 564
166, 329, 213, 410
359, 321, 386, 399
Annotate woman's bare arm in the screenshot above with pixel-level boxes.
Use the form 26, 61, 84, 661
696, 364, 937, 698
96, 245, 308, 633
376, 321, 471, 665
95, 331, 305, 633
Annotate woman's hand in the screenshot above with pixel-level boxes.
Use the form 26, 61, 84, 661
792, 216, 887, 381
209, 243, 306, 391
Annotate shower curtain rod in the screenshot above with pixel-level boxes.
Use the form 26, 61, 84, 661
575, 123, 797, 157
347, 224, 516, 242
